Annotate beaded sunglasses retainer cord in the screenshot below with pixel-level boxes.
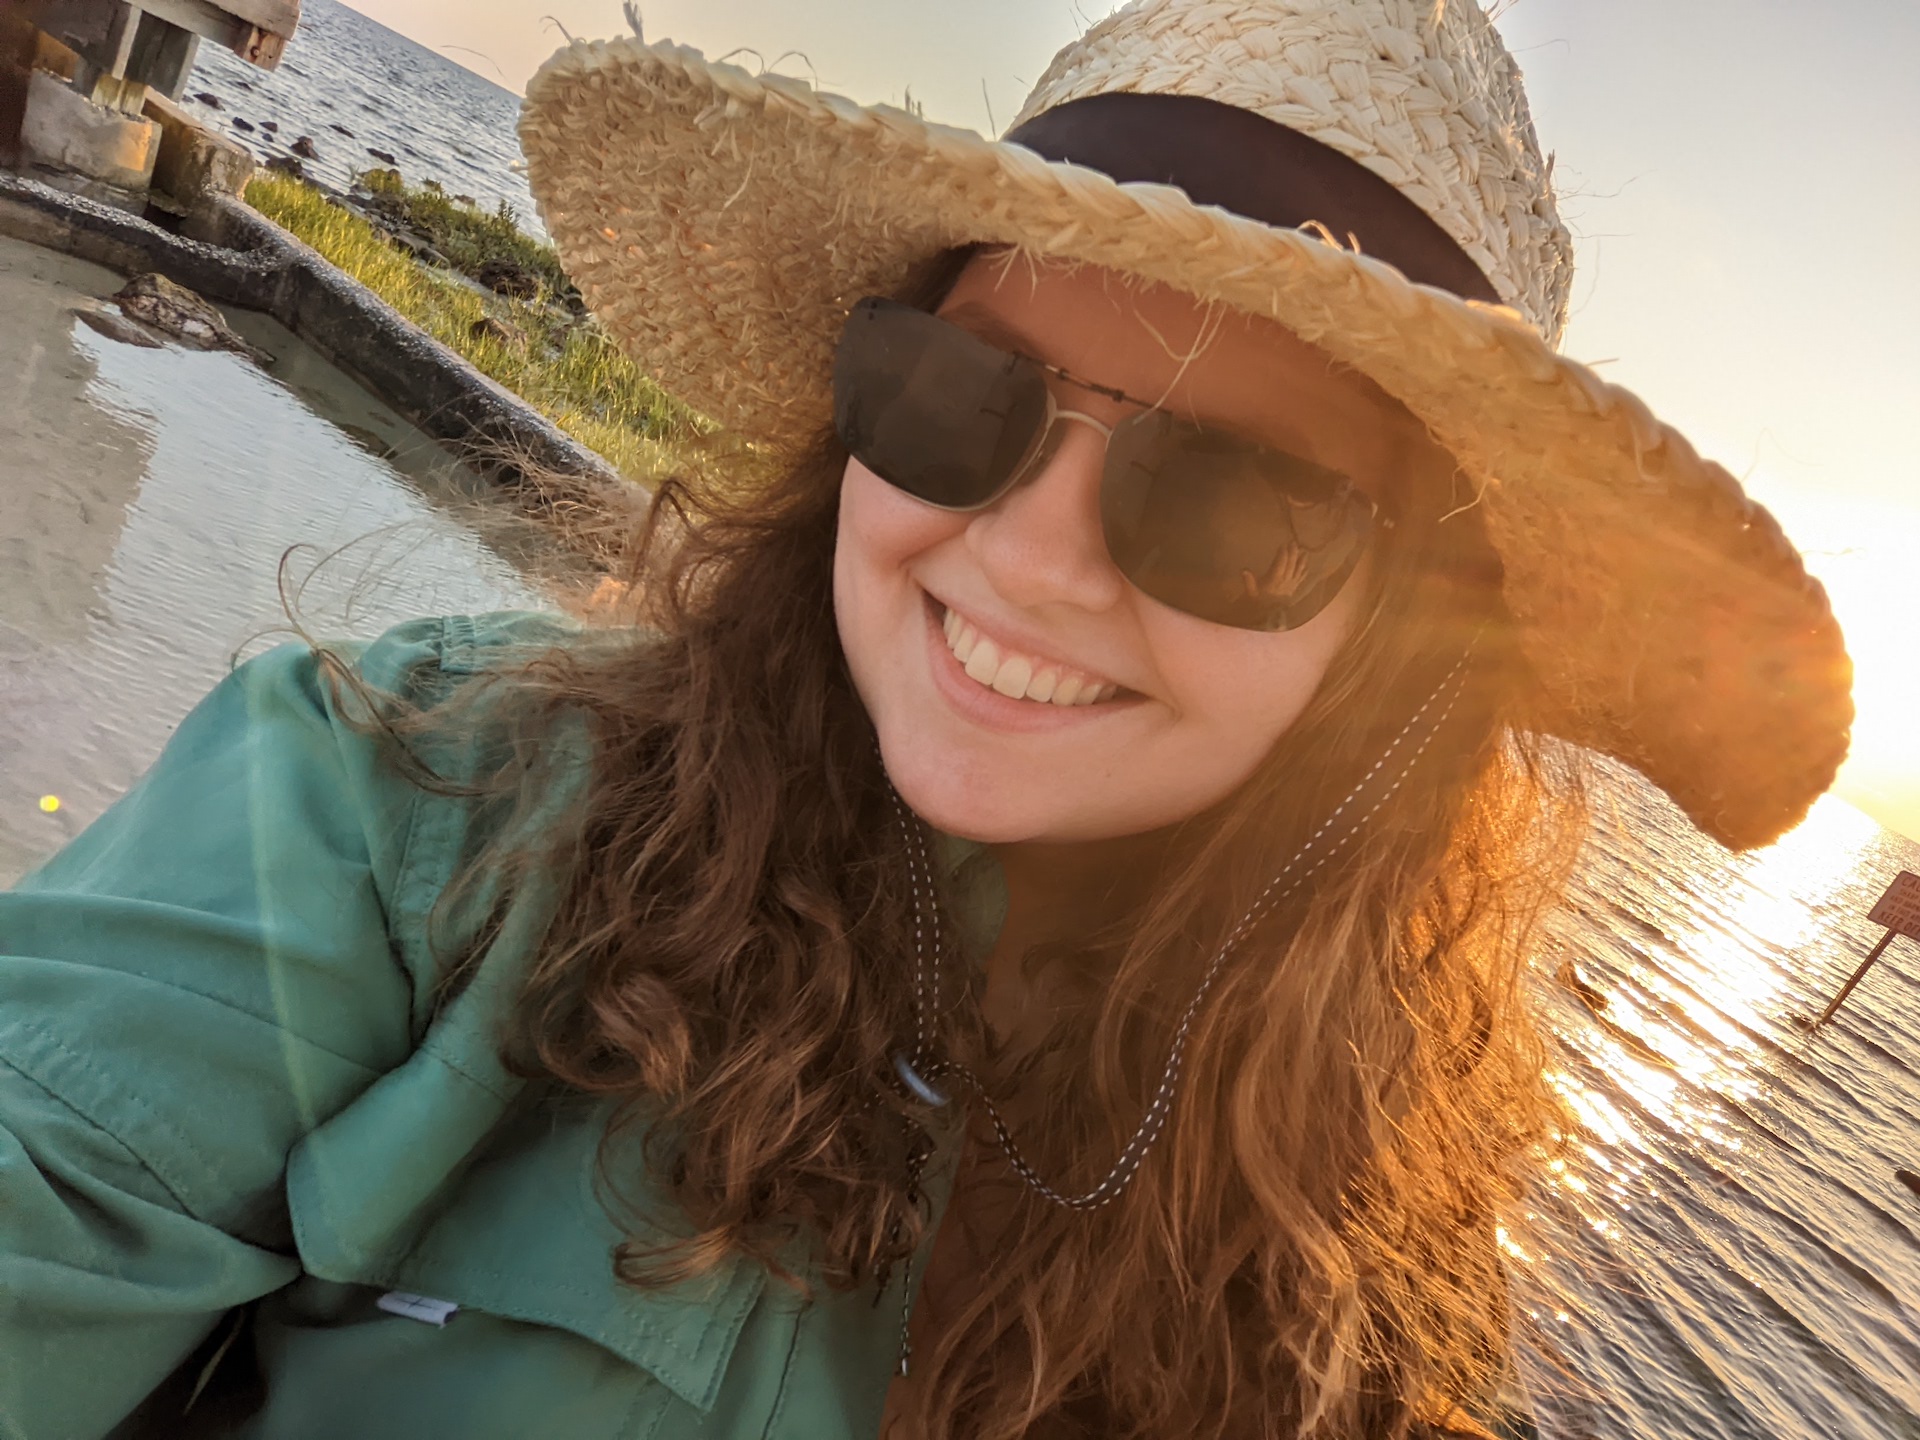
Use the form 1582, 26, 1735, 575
888, 643, 1475, 1209
882, 646, 1474, 1375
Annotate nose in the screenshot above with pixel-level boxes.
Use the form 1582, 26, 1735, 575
964, 414, 1129, 614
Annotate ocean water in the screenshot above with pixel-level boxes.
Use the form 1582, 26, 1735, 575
179, 0, 542, 235
1525, 781, 1920, 1438
74, 5, 1920, 1434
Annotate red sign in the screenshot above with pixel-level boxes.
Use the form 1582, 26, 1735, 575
1868, 871, 1920, 940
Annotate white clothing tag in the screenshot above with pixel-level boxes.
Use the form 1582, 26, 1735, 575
376, 1291, 461, 1327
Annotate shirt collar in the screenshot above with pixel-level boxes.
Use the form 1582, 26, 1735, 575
927, 830, 1008, 968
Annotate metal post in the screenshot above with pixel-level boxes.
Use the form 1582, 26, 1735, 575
1810, 927, 1897, 1030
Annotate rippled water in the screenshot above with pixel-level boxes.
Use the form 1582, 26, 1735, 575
180, 0, 540, 234
1521, 782, 1920, 1437
0, 231, 546, 884
12, 9, 1920, 1431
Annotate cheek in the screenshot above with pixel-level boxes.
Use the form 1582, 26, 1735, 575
835, 456, 971, 566
1142, 564, 1365, 770
833, 458, 962, 661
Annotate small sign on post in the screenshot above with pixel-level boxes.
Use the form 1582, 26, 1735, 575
1868, 871, 1920, 939
1808, 871, 1920, 1030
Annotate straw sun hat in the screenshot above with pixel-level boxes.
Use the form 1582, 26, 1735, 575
519, 0, 1851, 851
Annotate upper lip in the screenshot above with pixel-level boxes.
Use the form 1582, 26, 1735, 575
930, 592, 1130, 694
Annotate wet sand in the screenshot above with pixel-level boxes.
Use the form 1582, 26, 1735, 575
0, 232, 549, 884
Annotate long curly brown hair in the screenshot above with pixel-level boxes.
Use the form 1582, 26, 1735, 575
309, 251, 1583, 1439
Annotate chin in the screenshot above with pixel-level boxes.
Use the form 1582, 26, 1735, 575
880, 740, 1162, 846
879, 740, 1033, 844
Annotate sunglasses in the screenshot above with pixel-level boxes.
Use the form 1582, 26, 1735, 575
832, 297, 1385, 633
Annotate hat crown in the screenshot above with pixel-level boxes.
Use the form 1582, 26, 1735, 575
1011, 0, 1573, 341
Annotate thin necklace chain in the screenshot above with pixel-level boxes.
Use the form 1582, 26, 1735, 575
887, 644, 1475, 1213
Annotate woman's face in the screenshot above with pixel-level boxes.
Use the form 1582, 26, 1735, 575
834, 254, 1447, 845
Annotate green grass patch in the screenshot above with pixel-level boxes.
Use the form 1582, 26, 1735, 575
244, 170, 705, 485
355, 166, 570, 297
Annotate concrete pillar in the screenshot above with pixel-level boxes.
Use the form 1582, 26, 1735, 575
145, 88, 252, 199
19, 66, 158, 191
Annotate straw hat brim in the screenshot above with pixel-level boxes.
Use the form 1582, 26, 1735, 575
519, 39, 1852, 851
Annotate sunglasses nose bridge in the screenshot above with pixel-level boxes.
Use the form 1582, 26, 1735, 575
1053, 408, 1115, 442
1003, 398, 1115, 497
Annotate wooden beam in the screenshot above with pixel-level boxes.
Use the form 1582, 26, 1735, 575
120, 0, 299, 67
224, 0, 297, 40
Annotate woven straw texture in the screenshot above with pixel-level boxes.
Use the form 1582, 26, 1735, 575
518, 0, 1852, 850
1011, 0, 1574, 339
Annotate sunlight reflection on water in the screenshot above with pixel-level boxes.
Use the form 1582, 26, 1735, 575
1519, 783, 1920, 1439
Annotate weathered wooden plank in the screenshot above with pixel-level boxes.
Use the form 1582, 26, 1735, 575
214, 0, 299, 40
138, 0, 300, 43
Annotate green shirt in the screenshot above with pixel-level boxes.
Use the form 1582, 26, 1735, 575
0, 612, 1001, 1440
0, 610, 1533, 1440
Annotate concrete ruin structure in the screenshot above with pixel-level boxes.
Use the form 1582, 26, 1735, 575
1, 0, 299, 198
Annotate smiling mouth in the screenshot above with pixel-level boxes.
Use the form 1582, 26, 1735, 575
938, 603, 1124, 706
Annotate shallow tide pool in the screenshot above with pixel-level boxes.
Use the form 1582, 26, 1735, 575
0, 232, 552, 885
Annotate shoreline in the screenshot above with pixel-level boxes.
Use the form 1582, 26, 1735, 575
0, 166, 644, 570
243, 163, 702, 488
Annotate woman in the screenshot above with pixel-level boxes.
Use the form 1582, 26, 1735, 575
0, 2, 1850, 1438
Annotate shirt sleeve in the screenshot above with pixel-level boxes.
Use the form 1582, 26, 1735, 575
0, 617, 459, 1440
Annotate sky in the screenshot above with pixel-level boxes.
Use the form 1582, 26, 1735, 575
342, 0, 1920, 841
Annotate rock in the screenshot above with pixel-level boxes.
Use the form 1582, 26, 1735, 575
366, 147, 397, 164
328, 122, 355, 137
335, 424, 398, 461
111, 273, 275, 367
260, 120, 279, 132
384, 229, 450, 269
72, 305, 164, 349
151, 113, 255, 200
291, 135, 319, 159
452, 193, 477, 207
231, 117, 256, 132
475, 256, 541, 300
469, 315, 528, 349
264, 154, 306, 180
421, 178, 443, 192
193, 91, 221, 109
387, 227, 432, 258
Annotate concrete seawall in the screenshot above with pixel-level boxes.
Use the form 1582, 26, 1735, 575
0, 168, 628, 502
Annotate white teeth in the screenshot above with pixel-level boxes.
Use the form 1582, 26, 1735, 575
941, 605, 1117, 707
992, 655, 1033, 698
964, 636, 1001, 685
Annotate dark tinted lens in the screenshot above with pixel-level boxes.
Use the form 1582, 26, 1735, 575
1101, 412, 1374, 632
833, 299, 1049, 509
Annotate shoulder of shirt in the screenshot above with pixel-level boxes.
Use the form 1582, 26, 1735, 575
342, 609, 613, 692
319, 609, 653, 764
